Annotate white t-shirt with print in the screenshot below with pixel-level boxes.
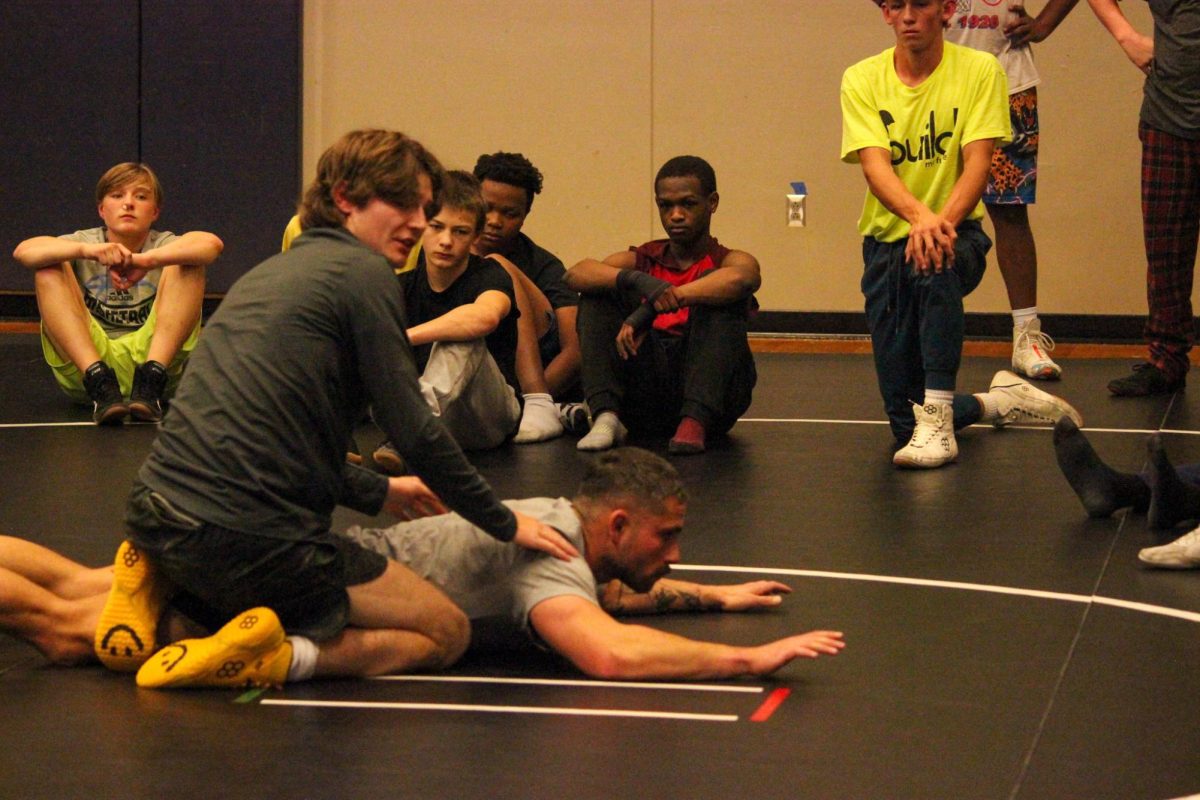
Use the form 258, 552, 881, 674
945, 0, 1040, 94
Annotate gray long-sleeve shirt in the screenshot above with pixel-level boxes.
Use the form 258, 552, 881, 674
136, 226, 517, 542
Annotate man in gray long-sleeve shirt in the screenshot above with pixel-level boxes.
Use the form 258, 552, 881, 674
96, 129, 577, 689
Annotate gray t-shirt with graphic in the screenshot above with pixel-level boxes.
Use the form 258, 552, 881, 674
343, 497, 597, 650
61, 227, 177, 335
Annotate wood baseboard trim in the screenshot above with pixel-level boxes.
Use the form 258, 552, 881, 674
0, 323, 1166, 362
747, 336, 1156, 360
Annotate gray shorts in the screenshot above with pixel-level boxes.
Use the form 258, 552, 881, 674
125, 483, 387, 641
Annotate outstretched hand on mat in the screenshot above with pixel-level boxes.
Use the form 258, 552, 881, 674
705, 580, 793, 612
745, 630, 846, 675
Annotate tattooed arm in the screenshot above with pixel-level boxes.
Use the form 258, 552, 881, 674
599, 578, 792, 616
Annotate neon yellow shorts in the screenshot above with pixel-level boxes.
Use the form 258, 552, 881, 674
41, 305, 200, 403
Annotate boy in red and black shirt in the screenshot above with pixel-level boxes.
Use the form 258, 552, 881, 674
565, 156, 759, 454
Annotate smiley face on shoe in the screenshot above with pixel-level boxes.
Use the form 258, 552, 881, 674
97, 623, 151, 663
150, 642, 189, 676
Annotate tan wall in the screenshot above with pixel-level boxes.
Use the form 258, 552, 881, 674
303, 0, 1181, 317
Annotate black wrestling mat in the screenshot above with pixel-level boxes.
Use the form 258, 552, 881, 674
2, 333, 1198, 799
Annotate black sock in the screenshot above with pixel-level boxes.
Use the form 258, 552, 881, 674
1146, 434, 1200, 529
1054, 417, 1149, 518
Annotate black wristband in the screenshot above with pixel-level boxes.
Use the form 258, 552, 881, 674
616, 268, 670, 300
623, 302, 658, 333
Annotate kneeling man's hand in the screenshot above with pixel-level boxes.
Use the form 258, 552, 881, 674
383, 476, 448, 521
512, 511, 579, 562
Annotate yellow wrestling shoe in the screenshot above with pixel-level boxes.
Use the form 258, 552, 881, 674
136, 607, 293, 689
94, 540, 168, 672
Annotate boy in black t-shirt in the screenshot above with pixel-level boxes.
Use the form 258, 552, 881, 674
373, 172, 523, 470
473, 152, 581, 409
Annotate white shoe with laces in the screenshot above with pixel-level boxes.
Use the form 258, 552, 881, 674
987, 370, 1081, 428
1138, 526, 1200, 569
893, 402, 957, 469
1012, 318, 1062, 380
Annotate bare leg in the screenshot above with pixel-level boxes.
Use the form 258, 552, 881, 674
489, 259, 581, 397
0, 535, 112, 599
498, 262, 551, 395
544, 305, 580, 398
145, 263, 205, 366
988, 204, 1037, 309
493, 260, 564, 442
312, 560, 470, 677
34, 264, 101, 372
506, 264, 554, 341
0, 566, 105, 664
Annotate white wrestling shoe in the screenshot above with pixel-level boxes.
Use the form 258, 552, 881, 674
1012, 318, 1061, 380
1138, 526, 1200, 569
893, 402, 957, 469
987, 370, 1081, 428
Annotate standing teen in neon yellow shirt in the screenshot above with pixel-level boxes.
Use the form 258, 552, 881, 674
840, 0, 1080, 469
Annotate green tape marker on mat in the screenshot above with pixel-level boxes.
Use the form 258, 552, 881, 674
235, 687, 269, 704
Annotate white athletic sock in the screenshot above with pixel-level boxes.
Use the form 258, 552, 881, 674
286, 635, 318, 682
577, 411, 626, 451
923, 389, 954, 407
514, 393, 563, 443
974, 391, 1001, 422
1012, 306, 1038, 326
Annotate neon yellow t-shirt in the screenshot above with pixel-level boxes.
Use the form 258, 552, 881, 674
840, 43, 1010, 243
280, 214, 422, 273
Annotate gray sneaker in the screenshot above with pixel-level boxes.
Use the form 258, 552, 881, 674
988, 370, 1082, 428
1138, 527, 1200, 569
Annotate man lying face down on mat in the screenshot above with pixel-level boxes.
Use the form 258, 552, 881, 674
0, 448, 844, 684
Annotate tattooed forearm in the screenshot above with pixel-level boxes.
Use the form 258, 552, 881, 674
602, 581, 628, 613
652, 586, 704, 612
601, 580, 712, 615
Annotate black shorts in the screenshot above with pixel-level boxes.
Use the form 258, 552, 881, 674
125, 484, 388, 641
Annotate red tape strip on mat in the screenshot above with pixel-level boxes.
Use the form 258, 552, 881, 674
749, 687, 790, 722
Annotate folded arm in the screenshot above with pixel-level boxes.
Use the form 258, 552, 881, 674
564, 251, 637, 293
14, 231, 222, 271
406, 290, 511, 347
659, 249, 760, 310
130, 231, 223, 269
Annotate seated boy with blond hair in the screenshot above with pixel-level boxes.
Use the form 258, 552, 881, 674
13, 163, 222, 424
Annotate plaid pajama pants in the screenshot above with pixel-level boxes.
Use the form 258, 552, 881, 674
1141, 122, 1200, 380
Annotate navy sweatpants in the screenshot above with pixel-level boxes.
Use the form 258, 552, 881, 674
861, 219, 992, 443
